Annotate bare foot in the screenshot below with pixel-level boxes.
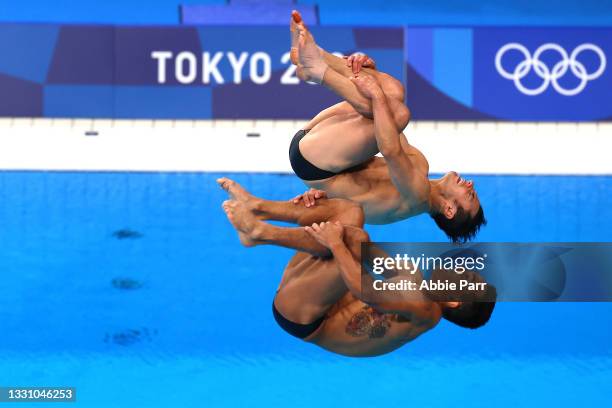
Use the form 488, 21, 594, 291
217, 177, 262, 211
217, 177, 253, 201
222, 200, 266, 247
292, 12, 328, 84
290, 10, 301, 65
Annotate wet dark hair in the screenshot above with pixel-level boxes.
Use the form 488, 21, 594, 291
442, 284, 497, 329
432, 205, 486, 243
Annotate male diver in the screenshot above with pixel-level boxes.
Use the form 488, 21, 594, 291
289, 11, 485, 242
218, 177, 496, 357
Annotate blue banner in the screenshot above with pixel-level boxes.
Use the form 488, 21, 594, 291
0, 23, 610, 120
0, 24, 403, 119
405, 27, 612, 121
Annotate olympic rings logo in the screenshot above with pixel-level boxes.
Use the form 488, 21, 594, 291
495, 43, 606, 96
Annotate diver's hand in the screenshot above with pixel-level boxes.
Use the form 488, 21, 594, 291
305, 221, 345, 249
291, 188, 327, 207
344, 53, 376, 75
350, 73, 384, 100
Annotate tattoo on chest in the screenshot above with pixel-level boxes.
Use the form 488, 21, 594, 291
345, 306, 393, 339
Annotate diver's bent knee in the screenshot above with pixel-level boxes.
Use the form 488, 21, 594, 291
345, 226, 369, 243
344, 205, 365, 227
343, 226, 370, 255
394, 104, 411, 130
378, 72, 405, 102
332, 200, 364, 227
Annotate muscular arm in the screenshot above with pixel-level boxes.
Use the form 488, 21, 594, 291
328, 240, 364, 300
322, 64, 374, 119
371, 94, 402, 157
306, 222, 439, 326
293, 10, 408, 129
331, 238, 438, 326
369, 92, 422, 200
320, 49, 409, 129
362, 245, 440, 326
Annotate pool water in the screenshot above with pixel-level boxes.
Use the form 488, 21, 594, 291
0, 172, 610, 407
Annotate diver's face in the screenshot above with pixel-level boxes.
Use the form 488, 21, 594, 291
440, 171, 481, 219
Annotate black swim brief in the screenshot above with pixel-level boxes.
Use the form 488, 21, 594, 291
272, 299, 326, 339
289, 129, 338, 181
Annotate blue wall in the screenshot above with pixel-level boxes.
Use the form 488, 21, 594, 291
303, 0, 612, 26
0, 0, 225, 25
1, 0, 612, 25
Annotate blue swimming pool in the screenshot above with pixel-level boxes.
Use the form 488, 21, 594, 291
0, 172, 610, 407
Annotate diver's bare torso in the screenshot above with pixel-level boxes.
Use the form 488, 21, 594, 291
307, 293, 429, 357
300, 102, 431, 224
279, 251, 432, 358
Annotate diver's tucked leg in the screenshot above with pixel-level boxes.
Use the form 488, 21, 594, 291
274, 226, 370, 325
222, 199, 331, 257
217, 177, 364, 226
291, 10, 407, 126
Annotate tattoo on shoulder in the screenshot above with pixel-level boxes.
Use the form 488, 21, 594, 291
345, 306, 396, 339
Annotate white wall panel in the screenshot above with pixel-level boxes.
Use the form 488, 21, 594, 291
0, 119, 609, 174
